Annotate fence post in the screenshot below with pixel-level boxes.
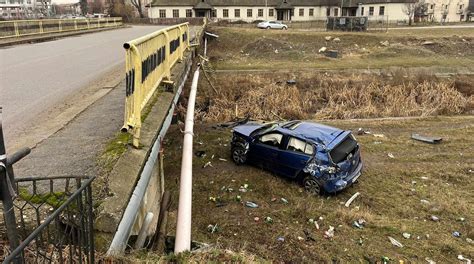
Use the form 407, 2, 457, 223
0, 115, 21, 263
39, 21, 44, 33
59, 20, 62, 32
163, 31, 171, 80
13, 21, 19, 37
98, 19, 100, 28
178, 25, 184, 61
74, 20, 77, 30
131, 46, 143, 148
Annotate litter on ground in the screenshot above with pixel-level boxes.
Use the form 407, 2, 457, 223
345, 192, 360, 207
388, 236, 404, 247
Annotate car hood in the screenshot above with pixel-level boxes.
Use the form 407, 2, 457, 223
233, 123, 264, 137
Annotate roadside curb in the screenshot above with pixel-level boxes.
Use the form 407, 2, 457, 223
0, 25, 129, 48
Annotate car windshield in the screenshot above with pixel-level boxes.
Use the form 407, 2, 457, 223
250, 123, 278, 137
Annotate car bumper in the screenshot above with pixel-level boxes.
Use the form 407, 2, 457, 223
322, 161, 363, 193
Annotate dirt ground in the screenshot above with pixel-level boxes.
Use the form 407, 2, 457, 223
160, 116, 473, 263
207, 27, 474, 72
125, 27, 474, 263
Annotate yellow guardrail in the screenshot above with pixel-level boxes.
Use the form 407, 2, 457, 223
122, 22, 190, 147
0, 17, 123, 39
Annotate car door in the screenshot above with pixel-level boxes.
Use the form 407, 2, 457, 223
269, 21, 278, 29
278, 136, 314, 178
248, 132, 284, 172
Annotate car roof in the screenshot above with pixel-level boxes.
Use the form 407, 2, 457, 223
274, 121, 344, 145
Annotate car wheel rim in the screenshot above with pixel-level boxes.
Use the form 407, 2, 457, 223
233, 149, 245, 163
304, 178, 320, 195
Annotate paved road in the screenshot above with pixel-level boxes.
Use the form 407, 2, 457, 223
388, 24, 474, 30
0, 25, 165, 148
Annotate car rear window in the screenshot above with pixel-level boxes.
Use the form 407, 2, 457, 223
330, 135, 357, 163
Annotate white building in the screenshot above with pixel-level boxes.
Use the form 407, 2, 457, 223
0, 0, 52, 19
148, 0, 472, 22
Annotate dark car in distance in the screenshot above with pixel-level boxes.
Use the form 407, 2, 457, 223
230, 121, 363, 194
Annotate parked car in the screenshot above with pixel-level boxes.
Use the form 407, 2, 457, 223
230, 120, 362, 195
257, 21, 288, 30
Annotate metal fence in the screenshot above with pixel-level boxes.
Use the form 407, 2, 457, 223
0, 17, 123, 39
121, 22, 191, 148
1, 111, 96, 263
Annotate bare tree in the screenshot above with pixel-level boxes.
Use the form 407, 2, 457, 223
80, 0, 88, 15
402, 0, 426, 25
130, 0, 145, 18
108, 0, 134, 19
92, 0, 105, 14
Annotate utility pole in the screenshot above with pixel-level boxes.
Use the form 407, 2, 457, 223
265, 0, 268, 20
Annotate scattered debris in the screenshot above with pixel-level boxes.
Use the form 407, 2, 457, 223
380, 40, 390, 47
326, 50, 338, 58
388, 236, 404, 247
411, 133, 442, 144
402, 232, 411, 239
333, 37, 341, 42
235, 195, 241, 202
357, 127, 371, 135
209, 196, 217, 202
421, 199, 430, 204
382, 256, 391, 264
265, 216, 273, 224
353, 219, 366, 229
388, 153, 395, 159
304, 230, 316, 241
458, 217, 465, 222
425, 257, 436, 264
203, 161, 213, 168
207, 224, 218, 233
430, 215, 440, 222
286, 79, 296, 85
239, 184, 249, 193
458, 255, 472, 264
318, 47, 327, 53
345, 192, 360, 207
297, 236, 305, 241
218, 158, 227, 162
421, 41, 435, 45
281, 198, 289, 204
466, 238, 474, 244
271, 197, 277, 202
324, 36, 332, 41
452, 231, 461, 238
195, 150, 206, 158
373, 134, 385, 138
245, 201, 259, 208
277, 236, 285, 242
324, 226, 335, 239
254, 217, 260, 222
274, 49, 279, 54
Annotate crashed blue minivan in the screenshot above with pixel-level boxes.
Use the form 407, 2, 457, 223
230, 121, 362, 194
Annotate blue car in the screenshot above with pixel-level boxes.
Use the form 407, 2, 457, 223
230, 121, 362, 194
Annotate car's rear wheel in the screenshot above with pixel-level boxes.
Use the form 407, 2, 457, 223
303, 176, 321, 195
231, 146, 247, 165
266, 26, 271, 29
282, 26, 288, 30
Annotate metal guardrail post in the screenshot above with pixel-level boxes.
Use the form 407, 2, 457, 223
39, 21, 44, 33
74, 20, 78, 30
59, 20, 62, 32
13, 21, 19, 37
0, 110, 21, 263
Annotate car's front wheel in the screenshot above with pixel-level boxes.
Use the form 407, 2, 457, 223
231, 146, 247, 165
303, 176, 321, 195
266, 26, 271, 29
282, 26, 288, 30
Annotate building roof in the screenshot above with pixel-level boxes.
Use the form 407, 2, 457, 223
194, 1, 213, 9
150, 0, 416, 7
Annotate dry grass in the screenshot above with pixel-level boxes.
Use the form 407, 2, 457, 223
196, 70, 471, 122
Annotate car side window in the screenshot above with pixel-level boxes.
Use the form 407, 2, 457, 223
287, 137, 313, 155
259, 133, 283, 148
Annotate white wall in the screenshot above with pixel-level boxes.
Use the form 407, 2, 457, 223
148, 2, 470, 22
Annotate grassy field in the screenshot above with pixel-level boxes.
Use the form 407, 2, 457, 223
124, 27, 474, 263
158, 116, 473, 263
207, 27, 474, 71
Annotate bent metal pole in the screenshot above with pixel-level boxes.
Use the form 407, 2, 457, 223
174, 65, 201, 253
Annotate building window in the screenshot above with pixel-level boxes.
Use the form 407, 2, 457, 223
334, 8, 338, 16
430, 4, 434, 9
369, 6, 374, 16
235, 9, 240, 18
247, 9, 252, 17
159, 9, 166, 18
172, 9, 179, 18
258, 9, 263, 17
326, 8, 330, 16
186, 9, 192, 17
361, 7, 364, 15
299, 8, 304, 16
309, 8, 314, 16
269, 8, 274, 16
379, 6, 385, 15
211, 10, 216, 17
223, 9, 228, 17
